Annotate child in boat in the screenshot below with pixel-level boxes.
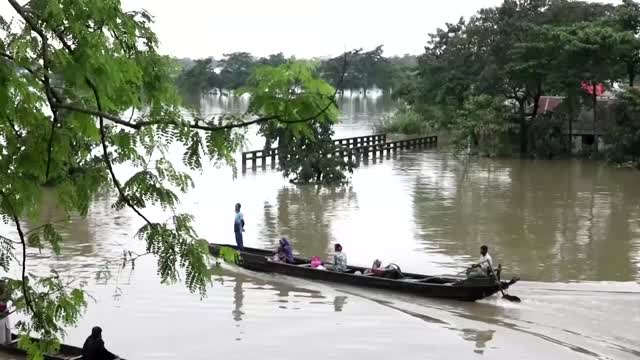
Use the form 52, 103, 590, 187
310, 256, 326, 270
272, 237, 295, 264
333, 244, 347, 272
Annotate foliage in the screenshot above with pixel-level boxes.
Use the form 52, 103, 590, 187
605, 88, 640, 167
399, 0, 640, 159
319, 46, 416, 93
0, 0, 342, 358
175, 47, 417, 95
377, 105, 429, 135
6, 274, 87, 360
257, 52, 288, 67
175, 58, 219, 95
450, 95, 516, 157
241, 62, 354, 184
528, 111, 569, 159
217, 52, 256, 91
212, 245, 241, 264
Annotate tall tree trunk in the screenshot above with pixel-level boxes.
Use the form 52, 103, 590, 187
568, 93, 574, 154
519, 100, 528, 155
592, 83, 597, 152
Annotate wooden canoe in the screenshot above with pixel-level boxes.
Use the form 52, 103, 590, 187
0, 334, 83, 360
209, 244, 520, 302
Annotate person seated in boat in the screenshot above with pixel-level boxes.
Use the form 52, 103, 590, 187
310, 256, 326, 270
467, 245, 493, 278
364, 259, 384, 276
82, 326, 120, 360
332, 244, 347, 273
364, 259, 403, 279
271, 237, 294, 264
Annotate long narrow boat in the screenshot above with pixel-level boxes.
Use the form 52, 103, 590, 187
209, 244, 520, 302
0, 334, 83, 360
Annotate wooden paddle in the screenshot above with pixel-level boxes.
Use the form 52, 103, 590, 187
487, 264, 521, 302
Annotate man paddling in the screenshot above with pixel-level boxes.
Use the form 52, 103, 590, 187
82, 326, 120, 360
467, 245, 493, 278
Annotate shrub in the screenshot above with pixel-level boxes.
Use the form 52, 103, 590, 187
377, 105, 429, 135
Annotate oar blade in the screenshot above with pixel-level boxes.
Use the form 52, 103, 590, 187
502, 294, 521, 302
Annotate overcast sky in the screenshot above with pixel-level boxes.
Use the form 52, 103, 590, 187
120, 0, 509, 59
1, 0, 620, 59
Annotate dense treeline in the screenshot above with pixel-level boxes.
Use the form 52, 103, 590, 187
393, 0, 640, 165
175, 47, 417, 95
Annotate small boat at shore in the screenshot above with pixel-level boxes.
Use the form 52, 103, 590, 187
209, 244, 520, 302
0, 334, 82, 360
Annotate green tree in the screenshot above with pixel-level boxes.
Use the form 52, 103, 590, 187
553, 23, 632, 142
257, 52, 288, 67
218, 52, 256, 90
175, 57, 219, 95
404, 0, 636, 156
605, 87, 640, 167
241, 61, 354, 184
0, 1, 342, 358
319, 50, 362, 94
355, 45, 389, 95
613, 0, 640, 87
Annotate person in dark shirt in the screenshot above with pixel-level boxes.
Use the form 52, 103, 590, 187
82, 326, 118, 360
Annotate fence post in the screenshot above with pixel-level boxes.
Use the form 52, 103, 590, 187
251, 152, 257, 171
271, 149, 277, 168
242, 152, 247, 172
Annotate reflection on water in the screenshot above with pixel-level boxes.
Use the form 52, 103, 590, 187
261, 186, 358, 258
333, 296, 348, 312
232, 278, 244, 322
411, 155, 640, 281
460, 328, 495, 354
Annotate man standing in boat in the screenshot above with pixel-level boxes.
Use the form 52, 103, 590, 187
234, 203, 245, 251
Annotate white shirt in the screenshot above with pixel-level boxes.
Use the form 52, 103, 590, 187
478, 253, 493, 271
0, 315, 10, 345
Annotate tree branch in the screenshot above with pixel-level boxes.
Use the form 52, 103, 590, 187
54, 103, 281, 131
5, 277, 80, 317
89, 80, 153, 225
54, 51, 348, 133
8, 0, 63, 182
9, 0, 155, 228
0, 191, 37, 319
0, 51, 46, 83
6, 116, 23, 139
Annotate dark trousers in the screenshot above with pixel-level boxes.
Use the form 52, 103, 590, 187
234, 231, 244, 251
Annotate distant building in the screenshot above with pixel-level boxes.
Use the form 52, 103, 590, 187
531, 94, 619, 152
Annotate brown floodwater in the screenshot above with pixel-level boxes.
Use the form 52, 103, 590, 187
1, 94, 639, 359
